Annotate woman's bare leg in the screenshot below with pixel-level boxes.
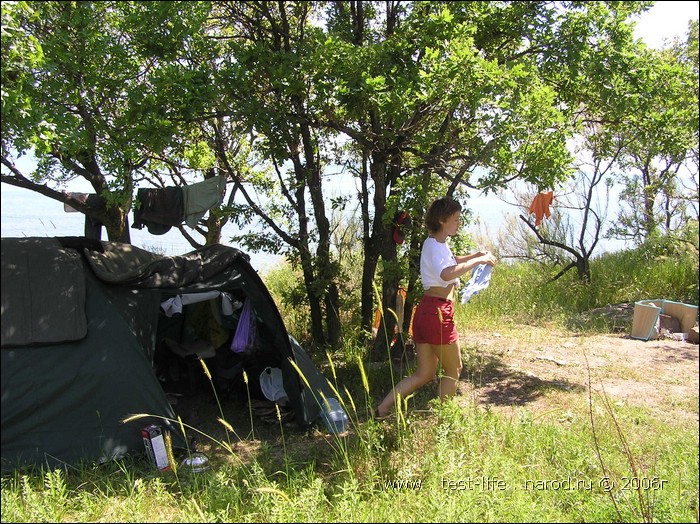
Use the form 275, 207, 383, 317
376, 342, 439, 417
435, 341, 462, 398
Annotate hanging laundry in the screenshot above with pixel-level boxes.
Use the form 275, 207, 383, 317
231, 298, 257, 354
132, 186, 184, 235
64, 192, 89, 212
260, 367, 287, 403
160, 290, 231, 318
182, 176, 226, 229
392, 211, 413, 244
528, 191, 554, 227
460, 264, 492, 304
64, 193, 106, 240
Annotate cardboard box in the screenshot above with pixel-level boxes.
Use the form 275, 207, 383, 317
688, 326, 699, 345
141, 424, 170, 471
631, 299, 698, 341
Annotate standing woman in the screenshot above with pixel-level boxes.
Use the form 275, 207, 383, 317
375, 197, 497, 418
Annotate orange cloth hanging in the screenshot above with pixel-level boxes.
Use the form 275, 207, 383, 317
373, 287, 413, 338
528, 191, 554, 227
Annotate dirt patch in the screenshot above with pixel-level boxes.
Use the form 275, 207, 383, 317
458, 327, 699, 426
169, 306, 699, 467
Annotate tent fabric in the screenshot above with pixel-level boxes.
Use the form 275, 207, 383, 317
1, 236, 334, 473
1, 238, 87, 347
1, 261, 175, 472
82, 240, 164, 283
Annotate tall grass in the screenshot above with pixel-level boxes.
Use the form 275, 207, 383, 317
266, 242, 698, 342
457, 244, 699, 333
2, 245, 698, 522
3, 392, 696, 522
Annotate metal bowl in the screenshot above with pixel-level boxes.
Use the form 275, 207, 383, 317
180, 452, 210, 473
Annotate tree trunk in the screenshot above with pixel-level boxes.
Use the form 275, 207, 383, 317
325, 283, 342, 348
403, 234, 422, 335
370, 229, 399, 361
299, 244, 325, 347
290, 156, 326, 348
101, 204, 131, 243
360, 246, 380, 343
576, 256, 591, 284
358, 151, 377, 342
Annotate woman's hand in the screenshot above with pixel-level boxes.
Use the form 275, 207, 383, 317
481, 252, 498, 266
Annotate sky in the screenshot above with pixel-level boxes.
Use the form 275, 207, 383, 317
2, 1, 698, 259
632, 1, 698, 48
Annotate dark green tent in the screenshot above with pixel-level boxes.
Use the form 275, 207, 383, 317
1, 237, 334, 473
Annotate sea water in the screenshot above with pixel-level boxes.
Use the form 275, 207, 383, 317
1, 183, 282, 272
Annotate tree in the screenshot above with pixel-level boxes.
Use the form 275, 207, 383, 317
318, 1, 654, 356
609, 21, 699, 246
1, 1, 216, 242
504, 4, 698, 283
516, 121, 621, 284
4, 1, 681, 358
316, 2, 559, 356
203, 1, 345, 348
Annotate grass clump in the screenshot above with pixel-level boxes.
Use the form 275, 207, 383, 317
456, 242, 698, 335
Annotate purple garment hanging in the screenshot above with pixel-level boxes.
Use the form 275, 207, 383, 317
231, 298, 256, 354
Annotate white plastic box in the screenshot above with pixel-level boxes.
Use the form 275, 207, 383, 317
630, 299, 698, 341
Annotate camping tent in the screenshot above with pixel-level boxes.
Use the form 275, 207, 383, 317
1, 237, 335, 473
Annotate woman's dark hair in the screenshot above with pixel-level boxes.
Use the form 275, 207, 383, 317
425, 197, 462, 233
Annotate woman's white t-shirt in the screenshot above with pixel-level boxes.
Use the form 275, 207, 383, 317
420, 236, 459, 289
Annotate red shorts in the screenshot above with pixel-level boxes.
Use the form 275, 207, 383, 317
411, 295, 458, 345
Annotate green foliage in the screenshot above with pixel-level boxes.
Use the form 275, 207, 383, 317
2, 1, 214, 180
263, 260, 310, 344
457, 239, 699, 334
3, 0, 696, 345
1, 1, 219, 242
1, 4, 698, 520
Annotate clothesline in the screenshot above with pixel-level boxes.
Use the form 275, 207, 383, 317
64, 175, 227, 236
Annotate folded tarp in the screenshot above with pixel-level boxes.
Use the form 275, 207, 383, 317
84, 241, 249, 288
